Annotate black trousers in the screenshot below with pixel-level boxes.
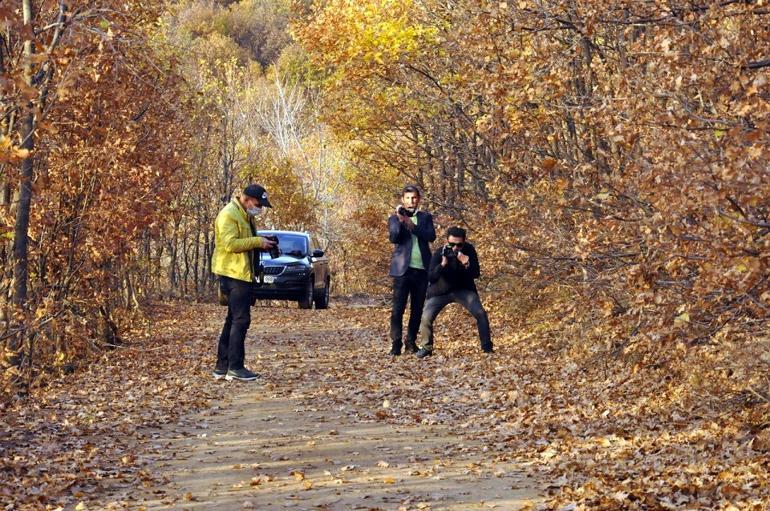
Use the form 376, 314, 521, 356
390, 268, 428, 348
216, 276, 254, 371
418, 289, 492, 351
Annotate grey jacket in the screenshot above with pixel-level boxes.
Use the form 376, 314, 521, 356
388, 210, 436, 277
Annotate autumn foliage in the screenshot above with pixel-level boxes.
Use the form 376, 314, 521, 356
292, 2, 770, 504
0, 0, 768, 508
294, 0, 769, 381
0, 1, 189, 393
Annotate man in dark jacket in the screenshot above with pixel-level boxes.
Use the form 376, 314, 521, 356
415, 226, 492, 358
388, 185, 436, 356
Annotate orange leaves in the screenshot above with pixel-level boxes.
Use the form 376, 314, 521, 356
36, 120, 59, 135
0, 303, 227, 508
0, 0, 191, 419
3, 298, 769, 508
541, 156, 557, 171
301, 0, 767, 358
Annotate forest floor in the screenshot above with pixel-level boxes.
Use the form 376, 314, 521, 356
107, 299, 544, 510
1, 297, 768, 510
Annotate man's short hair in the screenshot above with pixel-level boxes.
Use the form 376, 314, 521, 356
447, 226, 466, 239
402, 185, 421, 197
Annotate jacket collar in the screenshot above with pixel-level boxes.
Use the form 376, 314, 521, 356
231, 198, 249, 220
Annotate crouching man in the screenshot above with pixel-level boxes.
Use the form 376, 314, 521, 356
415, 226, 493, 358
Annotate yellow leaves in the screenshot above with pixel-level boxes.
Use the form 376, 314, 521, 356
0, 134, 31, 163
11, 147, 30, 160
673, 311, 690, 327
297, 0, 436, 79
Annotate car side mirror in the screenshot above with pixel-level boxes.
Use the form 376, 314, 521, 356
312, 249, 324, 258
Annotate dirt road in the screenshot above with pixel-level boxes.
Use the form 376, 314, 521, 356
119, 301, 544, 510
7, 299, 768, 510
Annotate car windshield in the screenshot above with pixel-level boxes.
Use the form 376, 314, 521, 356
260, 233, 308, 258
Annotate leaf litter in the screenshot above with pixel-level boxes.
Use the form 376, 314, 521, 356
1, 298, 768, 510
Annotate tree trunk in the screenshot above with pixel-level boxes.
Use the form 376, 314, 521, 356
193, 216, 201, 298
10, 0, 37, 359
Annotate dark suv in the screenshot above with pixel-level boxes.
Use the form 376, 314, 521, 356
253, 230, 331, 309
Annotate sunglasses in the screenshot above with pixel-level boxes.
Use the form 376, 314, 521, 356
447, 242, 464, 248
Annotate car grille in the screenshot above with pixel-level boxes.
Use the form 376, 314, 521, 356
263, 266, 285, 275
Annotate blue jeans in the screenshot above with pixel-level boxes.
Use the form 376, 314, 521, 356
418, 289, 492, 352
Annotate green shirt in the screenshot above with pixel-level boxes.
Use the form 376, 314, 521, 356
408, 213, 424, 270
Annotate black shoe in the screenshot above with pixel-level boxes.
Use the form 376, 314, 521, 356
415, 348, 433, 359
404, 341, 418, 354
481, 344, 494, 354
388, 342, 402, 356
212, 367, 227, 380
225, 368, 259, 381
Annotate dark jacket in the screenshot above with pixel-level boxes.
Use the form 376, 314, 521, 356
426, 242, 480, 298
388, 210, 436, 277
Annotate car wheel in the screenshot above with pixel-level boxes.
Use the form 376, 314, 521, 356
298, 278, 313, 309
314, 278, 330, 309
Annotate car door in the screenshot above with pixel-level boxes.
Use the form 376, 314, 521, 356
309, 235, 328, 290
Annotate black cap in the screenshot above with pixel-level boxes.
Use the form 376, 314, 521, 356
243, 184, 272, 208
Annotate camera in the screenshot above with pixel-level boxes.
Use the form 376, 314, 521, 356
397, 206, 415, 217
442, 244, 456, 258
263, 235, 280, 259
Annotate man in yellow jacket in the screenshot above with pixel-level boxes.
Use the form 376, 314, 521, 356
212, 184, 277, 382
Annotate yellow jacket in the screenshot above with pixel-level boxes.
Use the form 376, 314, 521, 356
211, 199, 265, 282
